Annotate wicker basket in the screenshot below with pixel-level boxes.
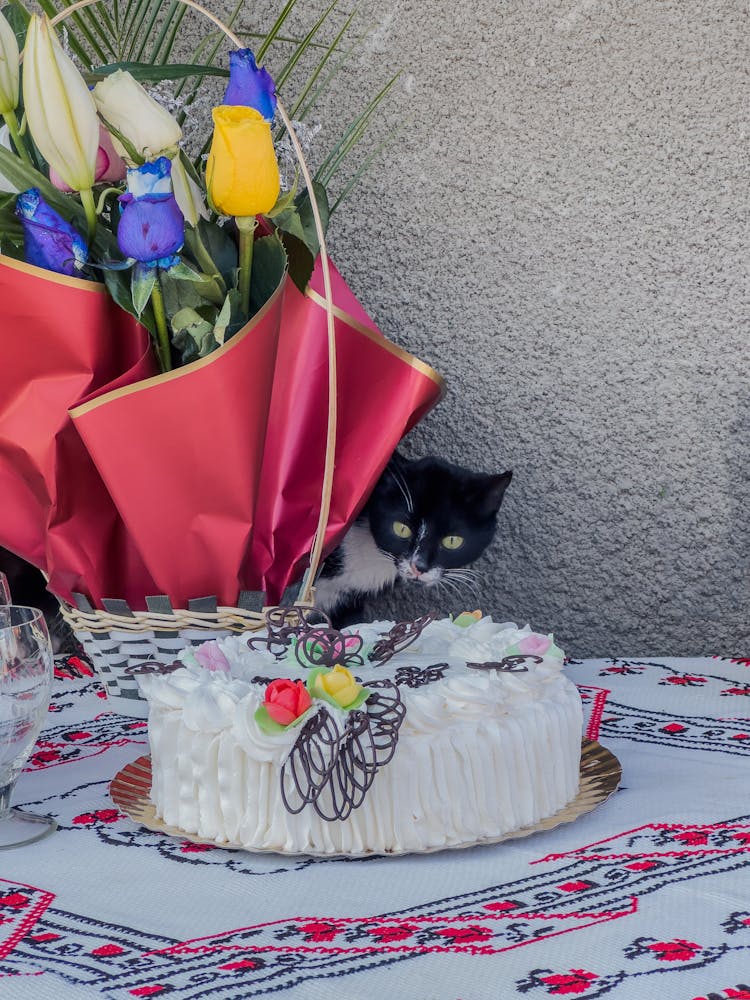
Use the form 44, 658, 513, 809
59, 594, 278, 717
53, 1, 340, 716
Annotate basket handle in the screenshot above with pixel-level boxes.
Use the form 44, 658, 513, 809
49, 0, 337, 607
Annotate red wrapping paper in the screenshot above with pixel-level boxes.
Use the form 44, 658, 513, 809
0, 252, 443, 610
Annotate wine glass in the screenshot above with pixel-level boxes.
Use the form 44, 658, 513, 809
0, 606, 57, 848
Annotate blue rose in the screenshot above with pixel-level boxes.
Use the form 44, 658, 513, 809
117, 156, 184, 268
15, 188, 88, 276
224, 49, 276, 122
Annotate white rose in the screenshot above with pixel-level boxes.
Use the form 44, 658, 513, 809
92, 69, 182, 163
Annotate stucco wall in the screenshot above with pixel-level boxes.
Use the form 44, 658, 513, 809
196, 1, 749, 656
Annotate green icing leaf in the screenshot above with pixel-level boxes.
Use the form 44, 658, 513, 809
254, 703, 314, 736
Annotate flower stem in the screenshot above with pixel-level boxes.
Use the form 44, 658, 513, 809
236, 216, 257, 318
2, 110, 32, 165
79, 187, 98, 244
150, 272, 172, 373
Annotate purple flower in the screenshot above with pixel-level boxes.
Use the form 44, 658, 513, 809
224, 49, 276, 122
117, 156, 184, 268
15, 188, 88, 276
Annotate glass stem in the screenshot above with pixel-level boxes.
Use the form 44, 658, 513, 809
0, 780, 14, 820
237, 216, 257, 318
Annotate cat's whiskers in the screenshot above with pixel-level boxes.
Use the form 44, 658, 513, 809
386, 463, 414, 515
443, 569, 482, 605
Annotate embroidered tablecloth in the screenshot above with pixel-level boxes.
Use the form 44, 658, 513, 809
2, 654, 750, 999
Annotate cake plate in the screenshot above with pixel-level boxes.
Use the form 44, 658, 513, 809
109, 739, 621, 858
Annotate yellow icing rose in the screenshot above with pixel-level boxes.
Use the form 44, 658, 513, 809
312, 665, 363, 709
206, 105, 280, 217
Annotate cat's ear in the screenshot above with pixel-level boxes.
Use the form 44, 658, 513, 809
476, 470, 513, 517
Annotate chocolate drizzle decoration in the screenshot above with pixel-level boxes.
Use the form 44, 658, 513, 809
466, 654, 543, 673
368, 611, 437, 664
293, 627, 364, 670
394, 662, 449, 688
246, 605, 332, 660
280, 679, 405, 821
123, 660, 183, 677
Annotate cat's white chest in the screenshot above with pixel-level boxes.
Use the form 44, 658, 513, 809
314, 523, 397, 612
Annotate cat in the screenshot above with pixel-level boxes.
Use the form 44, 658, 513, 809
315, 455, 513, 626
0, 455, 513, 640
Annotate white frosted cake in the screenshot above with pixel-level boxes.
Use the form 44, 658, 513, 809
136, 611, 583, 855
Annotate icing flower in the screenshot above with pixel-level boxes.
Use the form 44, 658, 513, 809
255, 678, 312, 734
453, 610, 482, 627
264, 679, 312, 725
308, 665, 370, 711
516, 634, 552, 656
194, 640, 230, 673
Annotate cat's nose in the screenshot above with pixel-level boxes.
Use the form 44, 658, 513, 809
407, 561, 426, 579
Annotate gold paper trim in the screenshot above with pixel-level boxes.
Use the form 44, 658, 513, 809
306, 287, 446, 394
70, 276, 286, 418
0, 252, 107, 292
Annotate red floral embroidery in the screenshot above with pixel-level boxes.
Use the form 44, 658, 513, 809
647, 938, 701, 961
672, 829, 709, 846
540, 969, 598, 994
179, 841, 216, 853
297, 920, 343, 943
0, 892, 30, 910
366, 923, 420, 943
433, 925, 493, 945
722, 687, 750, 697
30, 748, 62, 765
73, 808, 122, 825
661, 675, 707, 686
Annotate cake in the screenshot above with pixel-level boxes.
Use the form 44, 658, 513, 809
136, 610, 583, 855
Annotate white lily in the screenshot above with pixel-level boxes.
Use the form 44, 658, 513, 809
92, 70, 181, 163
22, 14, 99, 194
0, 10, 19, 115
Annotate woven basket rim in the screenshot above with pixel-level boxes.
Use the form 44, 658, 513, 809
60, 602, 266, 636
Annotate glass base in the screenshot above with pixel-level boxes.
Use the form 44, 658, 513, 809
0, 808, 57, 850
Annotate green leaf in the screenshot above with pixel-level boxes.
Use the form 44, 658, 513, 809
171, 306, 217, 363
195, 219, 238, 287
104, 266, 157, 337
265, 179, 299, 220
248, 232, 287, 316
3, 2, 31, 50
213, 294, 232, 346
279, 232, 314, 294
131, 263, 156, 316
85, 61, 229, 84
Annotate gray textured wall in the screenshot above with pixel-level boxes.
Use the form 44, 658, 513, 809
201, 1, 748, 656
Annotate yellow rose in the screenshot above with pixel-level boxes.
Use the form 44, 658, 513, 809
312, 666, 363, 709
206, 106, 280, 218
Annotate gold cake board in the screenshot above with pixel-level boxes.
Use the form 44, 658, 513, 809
110, 739, 621, 858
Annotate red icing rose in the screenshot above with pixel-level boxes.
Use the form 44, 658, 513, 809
264, 679, 312, 726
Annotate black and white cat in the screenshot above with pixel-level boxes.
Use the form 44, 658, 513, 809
0, 454, 512, 638
315, 455, 513, 626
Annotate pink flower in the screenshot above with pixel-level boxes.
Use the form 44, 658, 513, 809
50, 125, 125, 191
518, 633, 552, 656
194, 640, 231, 673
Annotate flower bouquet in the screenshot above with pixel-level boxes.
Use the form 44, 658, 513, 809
0, 0, 443, 707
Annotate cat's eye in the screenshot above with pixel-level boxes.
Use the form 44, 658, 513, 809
392, 521, 412, 539
441, 535, 464, 550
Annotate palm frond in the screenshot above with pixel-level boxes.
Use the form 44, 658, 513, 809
255, 0, 301, 64
273, 0, 339, 91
